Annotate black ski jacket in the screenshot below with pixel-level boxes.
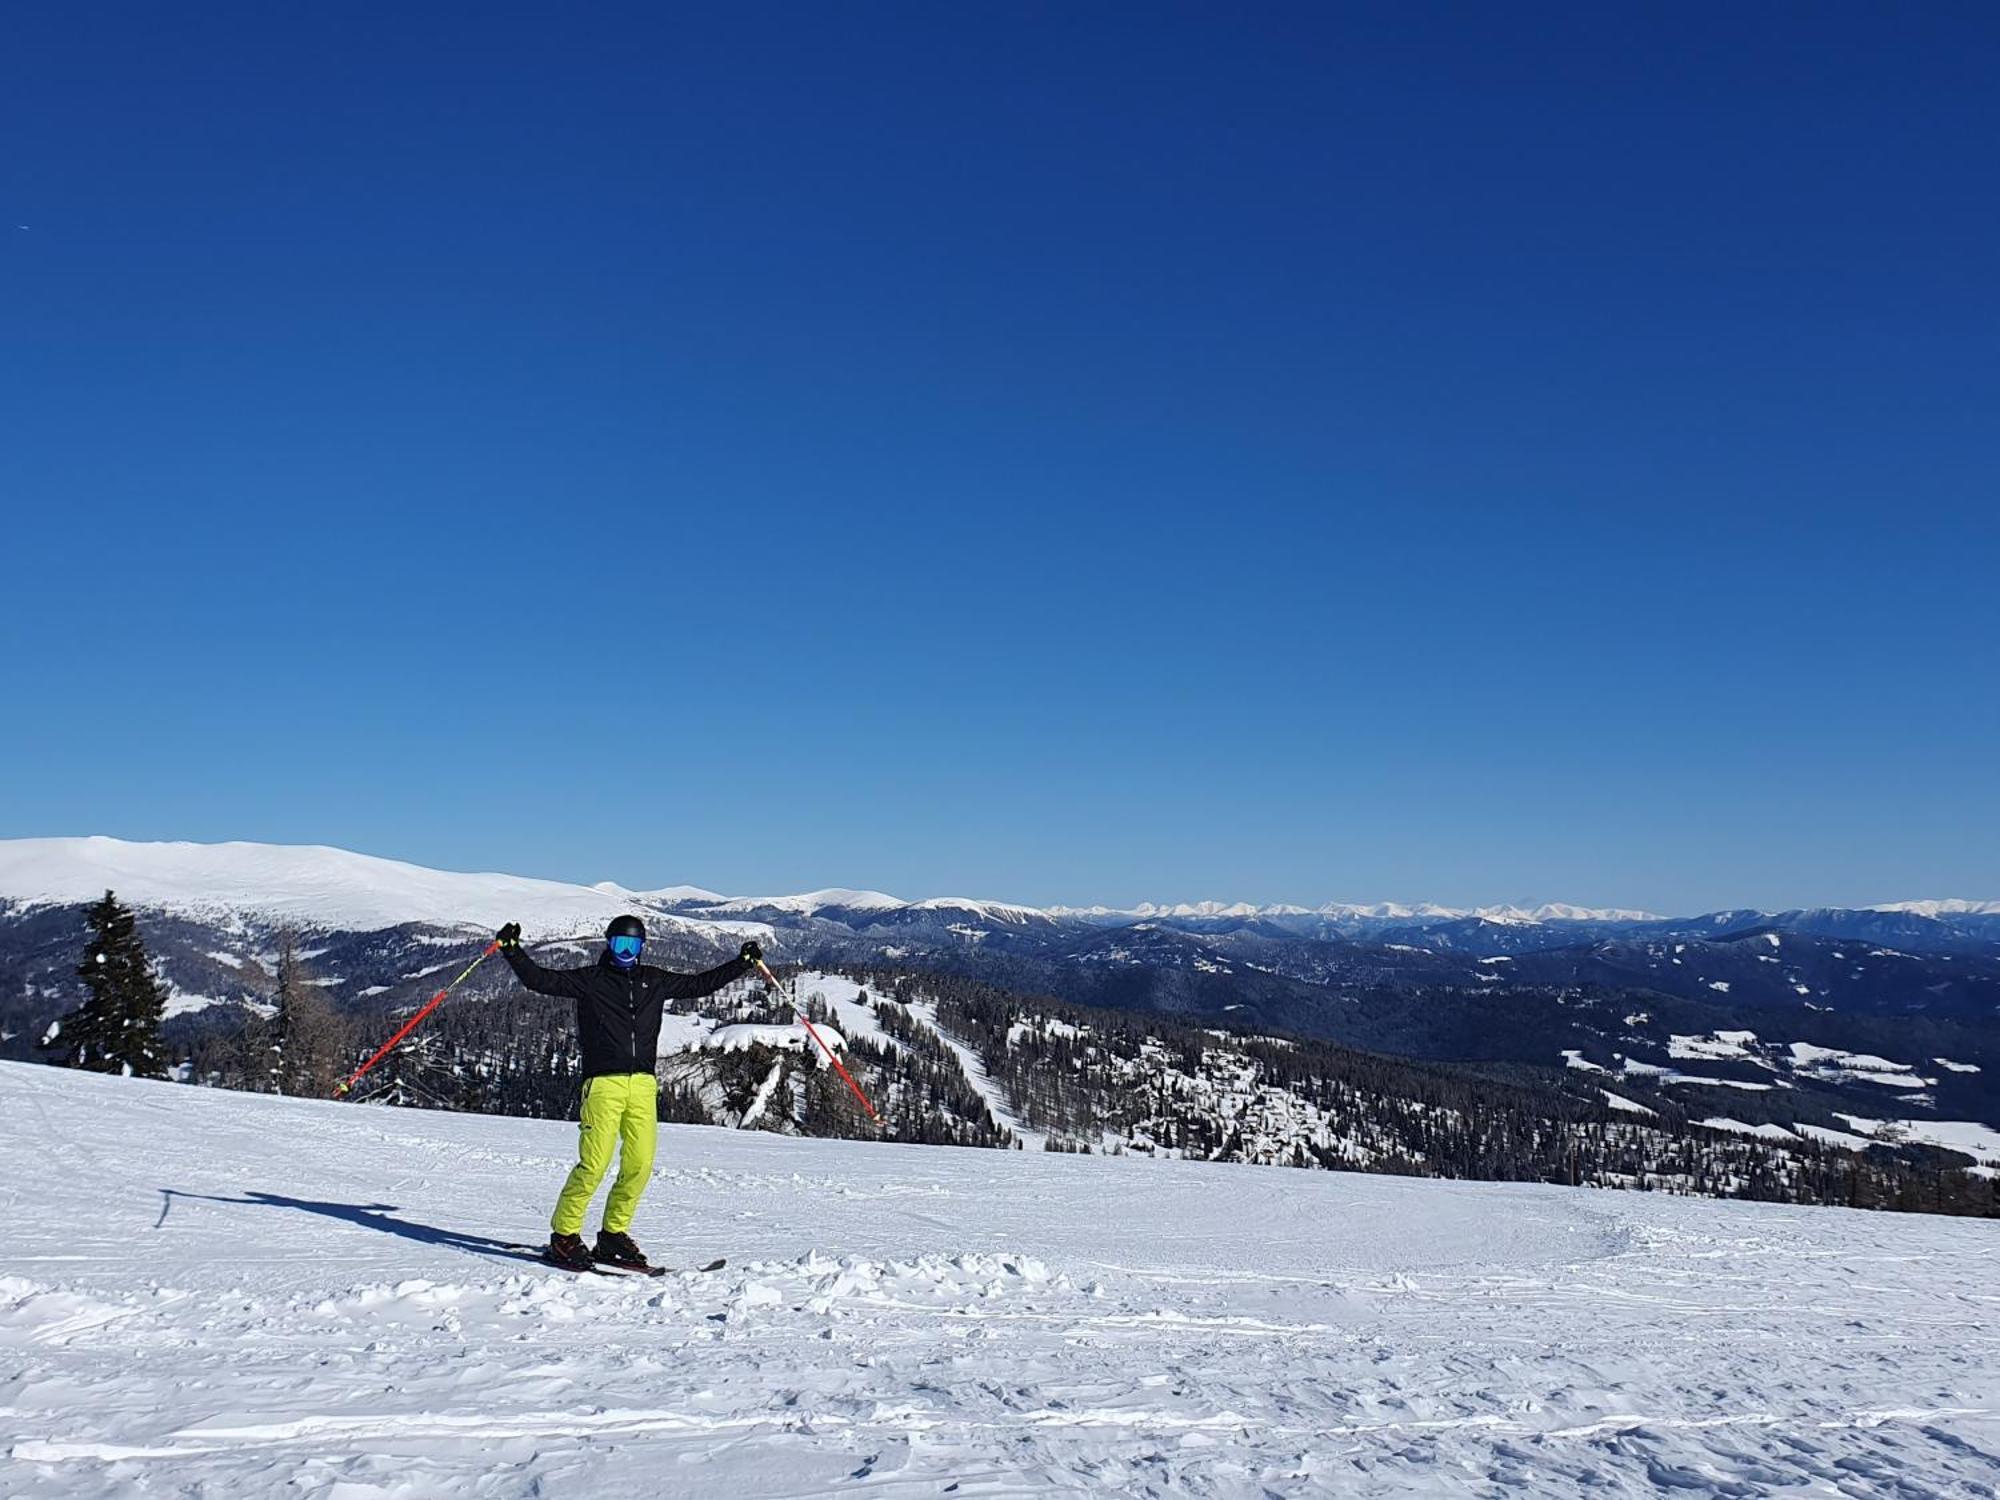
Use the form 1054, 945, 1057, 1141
502, 947, 752, 1080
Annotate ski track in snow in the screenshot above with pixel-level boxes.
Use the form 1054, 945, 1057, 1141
2, 1063, 1998, 1498
903, 996, 1047, 1151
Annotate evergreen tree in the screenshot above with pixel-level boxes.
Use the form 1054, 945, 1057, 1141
48, 890, 168, 1078
241, 1004, 284, 1094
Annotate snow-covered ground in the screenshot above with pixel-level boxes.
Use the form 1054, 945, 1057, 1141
3, 1063, 1997, 1499
1834, 1114, 2000, 1178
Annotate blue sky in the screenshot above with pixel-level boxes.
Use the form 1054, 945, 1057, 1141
3, 3, 1995, 912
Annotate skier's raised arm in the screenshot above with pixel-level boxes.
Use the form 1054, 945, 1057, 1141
656, 939, 764, 1002
494, 923, 590, 999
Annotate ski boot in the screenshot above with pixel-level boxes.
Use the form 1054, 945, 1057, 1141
593, 1229, 651, 1271
543, 1232, 594, 1272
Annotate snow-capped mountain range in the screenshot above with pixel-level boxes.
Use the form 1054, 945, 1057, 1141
2, 835, 1987, 936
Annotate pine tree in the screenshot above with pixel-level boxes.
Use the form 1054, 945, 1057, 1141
240, 1004, 283, 1094
48, 890, 169, 1078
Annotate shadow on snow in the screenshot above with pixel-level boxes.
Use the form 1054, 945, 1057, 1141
156, 1188, 546, 1266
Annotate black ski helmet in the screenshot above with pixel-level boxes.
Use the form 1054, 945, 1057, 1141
605, 914, 646, 943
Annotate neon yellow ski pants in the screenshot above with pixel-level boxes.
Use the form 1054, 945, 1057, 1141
552, 1072, 657, 1236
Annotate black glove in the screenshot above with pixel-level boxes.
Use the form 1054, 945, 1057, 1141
496, 922, 522, 950
739, 939, 764, 965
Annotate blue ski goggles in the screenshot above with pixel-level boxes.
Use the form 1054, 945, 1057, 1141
608, 934, 644, 962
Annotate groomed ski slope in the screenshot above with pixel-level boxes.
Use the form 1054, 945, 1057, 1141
3, 1063, 1997, 1498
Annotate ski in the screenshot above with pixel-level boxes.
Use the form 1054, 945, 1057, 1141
510, 1244, 726, 1277
593, 1256, 726, 1277
539, 1252, 621, 1276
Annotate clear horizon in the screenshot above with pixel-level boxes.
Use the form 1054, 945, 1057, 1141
2, 833, 1992, 918
5, 6, 1995, 913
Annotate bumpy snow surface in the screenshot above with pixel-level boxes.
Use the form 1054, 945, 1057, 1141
4, 1063, 1997, 1498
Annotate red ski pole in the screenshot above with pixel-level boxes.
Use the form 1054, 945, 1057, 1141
756, 959, 880, 1121
333, 941, 499, 1098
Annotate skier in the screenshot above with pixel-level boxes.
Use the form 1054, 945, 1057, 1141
494, 916, 762, 1271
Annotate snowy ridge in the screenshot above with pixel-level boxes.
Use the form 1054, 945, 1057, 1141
685, 888, 907, 915
905, 896, 1051, 924
0, 837, 764, 942
1869, 898, 2000, 917
1047, 899, 1664, 922
595, 881, 726, 904
3, 1060, 1997, 1498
